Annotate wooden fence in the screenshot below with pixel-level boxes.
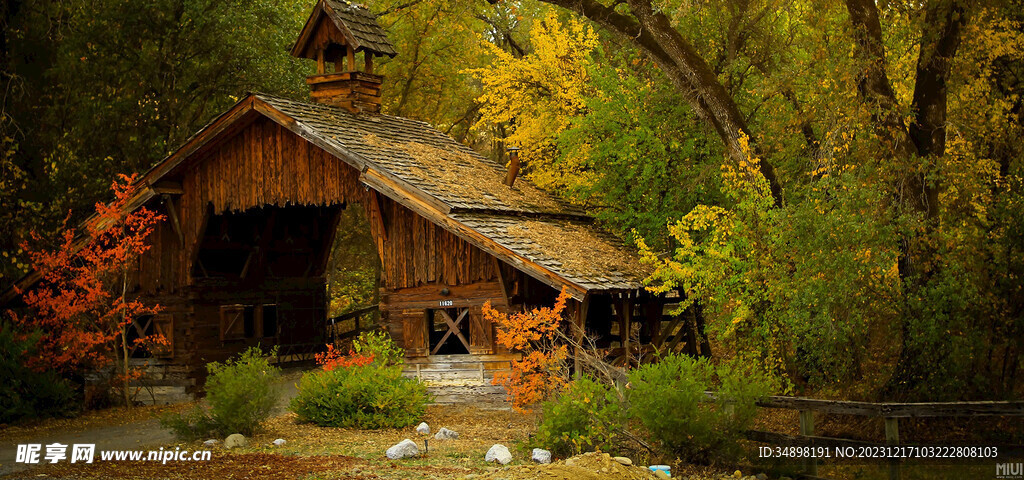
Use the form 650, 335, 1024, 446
704, 392, 1024, 479
327, 305, 380, 344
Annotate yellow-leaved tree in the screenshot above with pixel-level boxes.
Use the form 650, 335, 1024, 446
466, 10, 600, 193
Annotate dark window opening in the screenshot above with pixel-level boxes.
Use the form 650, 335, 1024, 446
243, 306, 256, 338
197, 250, 250, 277
262, 304, 278, 338
428, 308, 471, 355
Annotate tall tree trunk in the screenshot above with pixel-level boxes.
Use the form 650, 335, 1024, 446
120, 270, 132, 408
845, 0, 965, 398
536, 0, 784, 206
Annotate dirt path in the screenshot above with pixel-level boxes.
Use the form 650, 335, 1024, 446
0, 369, 303, 477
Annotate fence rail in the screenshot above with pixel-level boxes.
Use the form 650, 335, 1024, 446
327, 305, 380, 343
702, 391, 1024, 479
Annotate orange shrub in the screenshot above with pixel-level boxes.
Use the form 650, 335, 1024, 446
484, 288, 572, 412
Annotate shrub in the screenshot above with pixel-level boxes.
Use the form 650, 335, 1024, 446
484, 288, 572, 412
289, 364, 428, 428
161, 347, 280, 438
0, 323, 78, 423
534, 375, 624, 457
352, 330, 403, 367
627, 354, 772, 463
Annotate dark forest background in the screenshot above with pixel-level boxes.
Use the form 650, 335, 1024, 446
2, 0, 1022, 401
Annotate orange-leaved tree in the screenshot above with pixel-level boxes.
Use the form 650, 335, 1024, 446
11, 173, 166, 406
483, 287, 572, 412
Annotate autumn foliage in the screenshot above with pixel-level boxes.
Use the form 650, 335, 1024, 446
10, 174, 165, 390
484, 288, 572, 412
315, 344, 375, 371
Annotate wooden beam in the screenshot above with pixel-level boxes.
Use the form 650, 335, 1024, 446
315, 206, 345, 277
800, 410, 818, 475
366, 190, 388, 242
161, 194, 185, 248
574, 294, 590, 378
620, 295, 631, 367
364, 52, 374, 74
644, 300, 661, 344
152, 181, 184, 195
655, 313, 682, 349
346, 46, 355, 73
317, 49, 325, 74
494, 257, 512, 307
239, 250, 256, 279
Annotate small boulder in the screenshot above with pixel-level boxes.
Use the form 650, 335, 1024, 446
756, 474, 768, 480
734, 471, 744, 478
386, 439, 419, 460
485, 444, 512, 465
654, 470, 671, 479
272, 438, 287, 447
416, 422, 430, 435
434, 427, 460, 440
224, 434, 247, 449
531, 448, 551, 464
612, 456, 632, 466
202, 439, 218, 448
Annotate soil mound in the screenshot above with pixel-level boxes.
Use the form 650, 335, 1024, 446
475, 451, 656, 480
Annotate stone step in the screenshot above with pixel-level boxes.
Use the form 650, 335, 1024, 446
426, 384, 509, 407
403, 370, 499, 382
425, 384, 505, 394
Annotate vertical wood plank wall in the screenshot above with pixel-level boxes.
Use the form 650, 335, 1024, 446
128, 116, 513, 367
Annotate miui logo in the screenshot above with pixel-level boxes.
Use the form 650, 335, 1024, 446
997, 462, 1023, 479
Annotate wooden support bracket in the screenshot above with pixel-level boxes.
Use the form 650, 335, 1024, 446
161, 194, 185, 248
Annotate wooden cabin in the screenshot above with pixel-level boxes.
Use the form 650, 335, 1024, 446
2, 0, 705, 403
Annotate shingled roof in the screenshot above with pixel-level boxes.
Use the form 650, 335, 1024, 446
323, 0, 396, 56
244, 94, 650, 296
291, 0, 397, 58
257, 94, 583, 216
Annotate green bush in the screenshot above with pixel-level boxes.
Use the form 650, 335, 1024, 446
0, 324, 78, 423
161, 347, 280, 438
534, 375, 624, 457
290, 364, 428, 429
627, 354, 772, 463
352, 330, 403, 367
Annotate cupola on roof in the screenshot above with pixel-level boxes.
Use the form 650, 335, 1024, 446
291, 0, 397, 59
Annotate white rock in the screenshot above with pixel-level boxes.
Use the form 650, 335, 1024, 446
485, 444, 512, 465
202, 439, 218, 448
434, 427, 460, 440
416, 422, 430, 435
612, 456, 632, 466
272, 438, 287, 446
386, 439, 419, 459
531, 448, 551, 464
224, 434, 247, 449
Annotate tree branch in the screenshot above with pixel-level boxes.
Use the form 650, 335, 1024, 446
539, 0, 784, 206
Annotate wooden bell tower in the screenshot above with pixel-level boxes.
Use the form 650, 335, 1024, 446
290, 0, 397, 113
